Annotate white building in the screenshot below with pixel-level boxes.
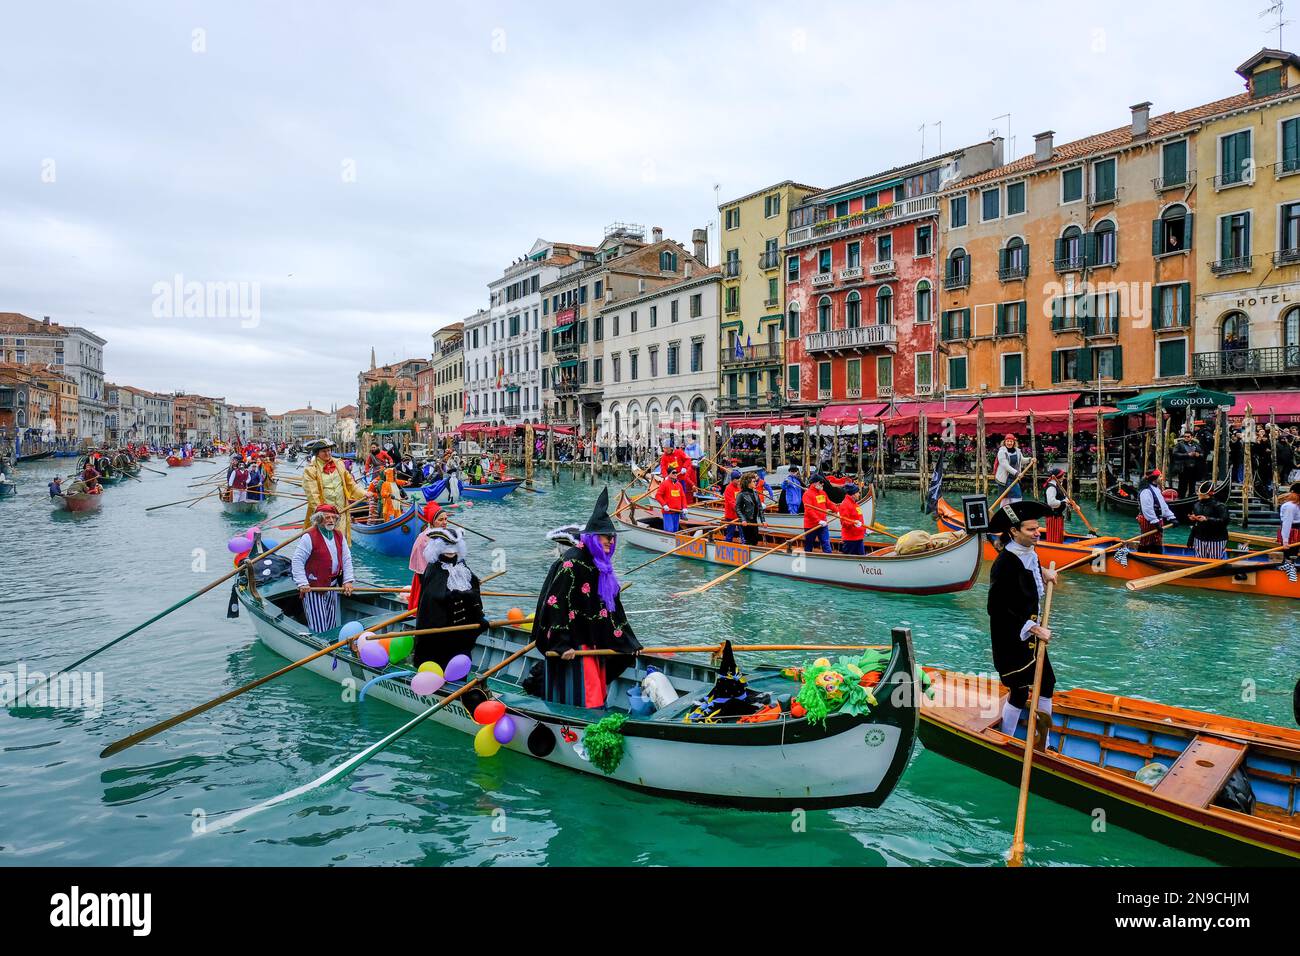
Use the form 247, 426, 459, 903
600, 267, 721, 443
63, 325, 107, 441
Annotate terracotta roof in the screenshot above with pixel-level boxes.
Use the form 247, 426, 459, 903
946, 86, 1300, 190
801, 145, 980, 206
336, 404, 358, 417
0, 312, 68, 335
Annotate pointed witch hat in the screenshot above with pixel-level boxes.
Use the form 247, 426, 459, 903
582, 487, 616, 535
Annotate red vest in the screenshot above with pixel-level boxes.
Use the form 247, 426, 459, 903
304, 527, 345, 585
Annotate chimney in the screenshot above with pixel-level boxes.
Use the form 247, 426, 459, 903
651, 226, 663, 243
1033, 131, 1055, 164
685, 261, 694, 278
1130, 101, 1152, 138
43, 316, 50, 326
990, 136, 1005, 167
692, 227, 708, 265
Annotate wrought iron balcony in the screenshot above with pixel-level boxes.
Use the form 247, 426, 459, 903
785, 194, 938, 246
724, 301, 740, 315
1275, 158, 1300, 177
1212, 169, 1253, 190
757, 250, 781, 270
1153, 168, 1194, 191
764, 296, 779, 309
1088, 188, 1117, 206
1193, 346, 1300, 379
804, 324, 897, 354
720, 341, 783, 367
717, 392, 783, 413
1272, 248, 1300, 267
1210, 255, 1253, 276
998, 262, 1029, 281
554, 380, 581, 396
723, 260, 742, 279
943, 272, 970, 290
1053, 254, 1085, 273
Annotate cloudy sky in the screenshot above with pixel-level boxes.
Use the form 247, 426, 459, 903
0, 1, 1283, 412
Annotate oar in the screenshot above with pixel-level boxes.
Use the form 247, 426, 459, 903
146, 489, 219, 511
622, 519, 730, 574
1008, 561, 1057, 868
1053, 533, 1146, 574
448, 518, 494, 543
550, 642, 890, 656
869, 523, 900, 540
201, 640, 538, 833
358, 615, 534, 642
1125, 542, 1293, 592
481, 590, 536, 598
1065, 496, 1101, 537
1229, 530, 1277, 547
140, 465, 168, 476
31, 528, 310, 696
989, 459, 1036, 512
670, 513, 836, 598
187, 487, 221, 509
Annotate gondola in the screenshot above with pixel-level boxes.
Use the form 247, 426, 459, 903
52, 485, 103, 513
920, 668, 1300, 864
16, 450, 53, 462
233, 570, 920, 808
1104, 477, 1230, 522
425, 477, 522, 502
350, 500, 422, 556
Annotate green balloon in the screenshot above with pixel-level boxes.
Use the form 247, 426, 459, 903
387, 635, 414, 663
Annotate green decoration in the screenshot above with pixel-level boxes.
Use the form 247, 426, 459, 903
583, 713, 629, 775
795, 650, 893, 727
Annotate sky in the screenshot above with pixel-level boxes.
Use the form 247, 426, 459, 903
0, 0, 1289, 413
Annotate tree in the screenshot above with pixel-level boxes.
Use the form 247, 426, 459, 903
365, 382, 397, 424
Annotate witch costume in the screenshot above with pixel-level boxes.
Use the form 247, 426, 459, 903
413, 526, 487, 670
532, 488, 642, 708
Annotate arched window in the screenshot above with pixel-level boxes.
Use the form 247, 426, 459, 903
915, 280, 932, 324
1221, 311, 1249, 350
690, 396, 708, 418
1093, 220, 1117, 266
1058, 226, 1083, 268
1157, 204, 1189, 253
846, 292, 861, 329
876, 286, 893, 325
787, 302, 800, 339
946, 248, 969, 286
818, 295, 832, 333
1001, 236, 1027, 278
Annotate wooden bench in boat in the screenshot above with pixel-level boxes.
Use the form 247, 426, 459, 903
1152, 735, 1247, 808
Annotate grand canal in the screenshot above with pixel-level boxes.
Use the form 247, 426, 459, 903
1, 458, 1296, 867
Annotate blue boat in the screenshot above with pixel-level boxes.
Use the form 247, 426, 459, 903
350, 501, 421, 557
426, 477, 522, 503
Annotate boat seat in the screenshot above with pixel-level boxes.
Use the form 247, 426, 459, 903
1151, 734, 1246, 809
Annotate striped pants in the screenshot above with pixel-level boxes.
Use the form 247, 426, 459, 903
1192, 538, 1227, 560
303, 589, 340, 633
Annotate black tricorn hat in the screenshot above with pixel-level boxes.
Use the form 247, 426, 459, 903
582, 487, 616, 535
988, 499, 1050, 534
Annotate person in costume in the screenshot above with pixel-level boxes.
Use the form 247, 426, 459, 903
405, 501, 449, 610
722, 468, 743, 541
378, 466, 409, 520
801, 473, 833, 553
1278, 482, 1300, 571
1188, 480, 1229, 560
1042, 467, 1068, 544
246, 461, 265, 502
837, 483, 866, 555
1171, 430, 1204, 501
1136, 468, 1176, 552
302, 438, 370, 541
734, 472, 764, 546
755, 467, 774, 508
413, 526, 488, 670
291, 504, 356, 633
995, 434, 1026, 502
654, 463, 687, 532
987, 499, 1058, 747
781, 464, 804, 514
532, 489, 642, 708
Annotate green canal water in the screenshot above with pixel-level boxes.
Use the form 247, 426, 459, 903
1, 459, 1296, 867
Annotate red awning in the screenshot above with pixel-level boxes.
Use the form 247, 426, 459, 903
722, 416, 804, 430
977, 392, 1081, 416
817, 402, 890, 424
881, 400, 977, 435
1229, 391, 1300, 420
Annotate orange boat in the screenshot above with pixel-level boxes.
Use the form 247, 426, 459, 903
921, 668, 1300, 864
935, 497, 1300, 600
166, 455, 192, 467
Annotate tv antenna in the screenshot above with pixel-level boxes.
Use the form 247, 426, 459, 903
931, 121, 942, 155
919, 122, 927, 158
1261, 1, 1292, 46
993, 112, 1013, 159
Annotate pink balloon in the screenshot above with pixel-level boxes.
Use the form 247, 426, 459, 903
493, 715, 516, 744
444, 654, 472, 682
411, 671, 444, 696
228, 537, 254, 554
244, 526, 261, 539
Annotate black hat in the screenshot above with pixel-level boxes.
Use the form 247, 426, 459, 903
582, 487, 616, 535
987, 499, 1050, 534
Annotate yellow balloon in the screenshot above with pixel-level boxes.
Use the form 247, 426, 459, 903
418, 661, 444, 676
813, 657, 831, 669
474, 723, 501, 757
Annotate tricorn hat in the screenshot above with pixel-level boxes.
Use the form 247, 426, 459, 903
304, 438, 335, 453
582, 487, 616, 535
988, 499, 1050, 534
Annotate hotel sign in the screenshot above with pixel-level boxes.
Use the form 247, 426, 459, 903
555, 308, 577, 326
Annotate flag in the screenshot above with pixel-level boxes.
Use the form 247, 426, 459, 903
922, 453, 945, 515
733, 336, 743, 359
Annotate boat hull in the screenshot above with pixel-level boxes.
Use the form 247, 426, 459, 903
167, 456, 192, 467
351, 502, 421, 556
429, 479, 522, 502
1104, 478, 1230, 521
54, 492, 102, 513
0, 481, 15, 499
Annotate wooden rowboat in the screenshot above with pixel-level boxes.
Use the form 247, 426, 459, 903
234, 571, 920, 808
1104, 477, 1230, 522
53, 490, 103, 513
633, 480, 876, 534
920, 668, 1300, 864
0, 480, 16, 499
935, 498, 1300, 599
218, 479, 277, 515
351, 501, 422, 556
427, 478, 523, 502
167, 456, 193, 467
615, 498, 981, 595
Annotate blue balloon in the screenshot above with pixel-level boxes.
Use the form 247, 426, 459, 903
340, 621, 364, 640
261, 538, 278, 549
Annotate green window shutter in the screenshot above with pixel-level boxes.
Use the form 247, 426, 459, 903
540, 330, 549, 352
1084, 232, 1097, 266
1050, 297, 1062, 330
1054, 237, 1066, 262
1220, 216, 1232, 261
1021, 243, 1029, 268
1078, 346, 1093, 381
1185, 213, 1194, 249
998, 247, 1008, 272
1151, 219, 1162, 256
941, 311, 951, 340
1178, 282, 1191, 326
1051, 350, 1061, 383
1113, 346, 1123, 380
1285, 120, 1300, 166
996, 302, 1005, 335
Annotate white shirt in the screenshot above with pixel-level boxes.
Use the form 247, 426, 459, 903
1139, 485, 1176, 524
995, 446, 1022, 484
1281, 500, 1300, 543
1005, 539, 1044, 641
291, 530, 355, 588
1045, 481, 1064, 512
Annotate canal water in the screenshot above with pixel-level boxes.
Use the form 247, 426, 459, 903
1, 458, 1295, 866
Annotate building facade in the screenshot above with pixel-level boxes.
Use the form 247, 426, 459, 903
429, 322, 465, 435
717, 181, 818, 415
0, 313, 105, 440
357, 354, 428, 429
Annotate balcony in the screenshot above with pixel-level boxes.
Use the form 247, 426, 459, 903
722, 260, 742, 279
840, 265, 864, 281
804, 323, 897, 354
943, 272, 970, 290
724, 300, 740, 315
1087, 188, 1117, 206
1275, 158, 1300, 178
764, 296, 779, 309
1212, 170, 1253, 190
1210, 255, 1253, 276
846, 386, 862, 398
915, 383, 934, 396
785, 194, 939, 246
1273, 248, 1300, 267
757, 250, 781, 270
998, 262, 1029, 281
811, 272, 833, 287
553, 338, 579, 357
1194, 346, 1300, 380
877, 385, 893, 397
1153, 169, 1194, 191
721, 341, 783, 368
869, 260, 896, 277
818, 388, 832, 400
554, 380, 581, 396
718, 392, 784, 413
1054, 254, 1085, 273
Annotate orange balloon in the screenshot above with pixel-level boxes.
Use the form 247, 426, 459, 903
379, 637, 392, 652
506, 607, 524, 622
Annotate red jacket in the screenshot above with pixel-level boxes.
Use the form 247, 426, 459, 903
838, 497, 865, 541
803, 487, 831, 529
722, 480, 740, 520
655, 477, 686, 513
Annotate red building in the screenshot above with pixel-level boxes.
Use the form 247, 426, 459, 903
782, 142, 1003, 412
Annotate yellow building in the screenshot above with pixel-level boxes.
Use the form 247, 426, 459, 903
717, 180, 818, 415
430, 322, 464, 435
1192, 49, 1300, 391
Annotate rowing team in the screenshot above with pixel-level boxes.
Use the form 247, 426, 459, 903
1133, 470, 1300, 562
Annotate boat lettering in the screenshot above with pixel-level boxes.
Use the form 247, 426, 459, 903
672, 534, 707, 559
715, 543, 751, 566
858, 565, 883, 575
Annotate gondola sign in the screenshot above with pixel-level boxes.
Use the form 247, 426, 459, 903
715, 543, 751, 566
672, 533, 707, 559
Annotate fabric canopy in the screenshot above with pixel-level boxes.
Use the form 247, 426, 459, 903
1112, 386, 1234, 416
1228, 391, 1300, 420
817, 402, 891, 425
881, 400, 977, 436
978, 392, 1081, 415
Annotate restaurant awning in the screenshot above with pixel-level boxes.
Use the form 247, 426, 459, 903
978, 392, 1081, 416
817, 402, 890, 424
1228, 391, 1300, 421
1111, 386, 1234, 416
882, 400, 977, 435
556, 359, 579, 369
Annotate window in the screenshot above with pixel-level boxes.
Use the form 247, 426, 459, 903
1218, 211, 1251, 263
1061, 167, 1083, 203
948, 355, 968, 390
818, 249, 832, 274
1153, 204, 1192, 254
612, 315, 619, 337
876, 286, 893, 325
949, 195, 967, 228
593, 358, 603, 383
818, 361, 831, 393
630, 352, 639, 380
787, 303, 800, 338
787, 363, 800, 393
690, 293, 702, 318
671, 300, 679, 323
847, 242, 861, 268
877, 234, 892, 262
768, 276, 778, 303
650, 306, 658, 328
594, 315, 603, 341
764, 194, 781, 218
996, 300, 1026, 336
1090, 289, 1121, 335
877, 355, 893, 392
540, 330, 549, 353
1094, 345, 1121, 380
1001, 352, 1023, 387
817, 296, 831, 332
578, 285, 587, 304
1281, 201, 1300, 253
725, 208, 739, 229
1219, 130, 1252, 186
915, 224, 933, 256
915, 280, 932, 324
1283, 117, 1300, 173
1052, 348, 1081, 383
915, 352, 932, 391
846, 358, 861, 393
787, 255, 800, 281
1254, 67, 1283, 98
1153, 283, 1191, 329
630, 310, 638, 332
1161, 139, 1188, 186
1092, 158, 1117, 202
1055, 226, 1083, 270
659, 251, 679, 271
1006, 182, 1025, 216
1157, 338, 1187, 378
691, 339, 703, 372
999, 237, 1029, 279
846, 291, 861, 328
945, 248, 969, 286
667, 344, 679, 375
1221, 311, 1250, 350
835, 200, 849, 218
612, 355, 621, 383
594, 279, 604, 299
1092, 220, 1117, 266
981, 187, 1000, 221
725, 286, 739, 313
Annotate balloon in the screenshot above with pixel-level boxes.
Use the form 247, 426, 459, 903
245, 526, 261, 539
360, 641, 389, 668
227, 537, 254, 554
493, 716, 516, 744
339, 622, 364, 640
506, 607, 525, 622
262, 538, 278, 549
473, 723, 501, 757
359, 631, 376, 641
417, 661, 444, 676
411, 671, 444, 695
445, 655, 472, 682
387, 635, 414, 663
474, 700, 506, 725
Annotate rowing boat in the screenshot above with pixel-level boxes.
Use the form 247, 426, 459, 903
632, 480, 876, 533
52, 489, 103, 513
1104, 477, 1230, 522
615, 500, 981, 595
234, 571, 920, 808
920, 668, 1300, 864
351, 501, 421, 556
218, 479, 278, 515
167, 456, 192, 467
0, 480, 16, 499
935, 498, 1299, 599
426, 478, 522, 502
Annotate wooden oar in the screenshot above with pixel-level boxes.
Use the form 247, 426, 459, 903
1008, 561, 1057, 868
145, 489, 220, 511
550, 642, 890, 656
670, 513, 837, 598
140, 465, 168, 476
869, 523, 899, 540
1230, 531, 1277, 547
202, 640, 538, 833
1065, 496, 1101, 537
186, 487, 221, 509
989, 458, 1036, 512
1052, 533, 1146, 574
361, 615, 534, 642
1125, 542, 1293, 592
448, 517, 494, 543
622, 519, 730, 574
481, 590, 536, 598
